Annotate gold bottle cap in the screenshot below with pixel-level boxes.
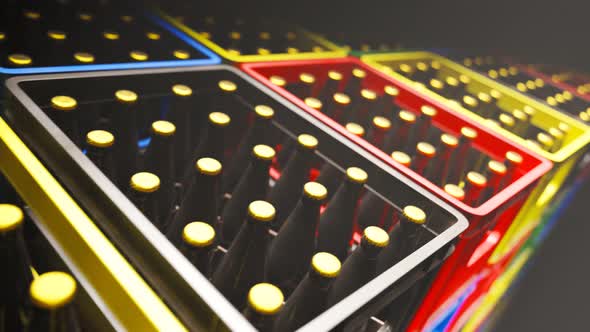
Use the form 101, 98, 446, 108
152, 120, 176, 136
399, 63, 412, 75
499, 68, 509, 78
558, 122, 570, 134
259, 32, 271, 40
430, 79, 444, 90
346, 167, 368, 184
0, 204, 24, 233
248, 201, 275, 222
506, 151, 523, 165
363, 226, 389, 247
103, 31, 120, 40
431, 60, 441, 70
229, 31, 241, 40
73, 52, 95, 63
218, 80, 237, 92
537, 132, 554, 147
421, 105, 437, 117
463, 95, 478, 108
286, 31, 297, 40
115, 90, 138, 104
328, 70, 343, 81
311, 252, 341, 278
172, 84, 192, 97
8, 54, 32, 66
304, 182, 328, 200
477, 92, 491, 103
227, 49, 241, 56
182, 222, 215, 247
312, 46, 324, 53
257, 48, 271, 55
352, 68, 367, 78
416, 61, 429, 71
361, 89, 377, 100
345, 122, 365, 137
548, 127, 564, 140
399, 110, 417, 123
209, 112, 231, 127
304, 97, 322, 110
563, 91, 573, 100
384, 85, 399, 96
508, 66, 519, 76
247, 283, 284, 315
269, 75, 286, 87
300, 73, 315, 84
467, 171, 487, 187
130, 172, 160, 193
579, 112, 590, 122
490, 89, 502, 100
391, 151, 411, 167
24, 11, 41, 20
446, 76, 459, 87
441, 133, 459, 147
255, 105, 274, 119
47, 30, 67, 40
499, 113, 515, 127
30, 272, 77, 310
534, 78, 545, 88
297, 134, 318, 149
417, 142, 436, 157
463, 58, 473, 66
79, 13, 93, 21
526, 81, 536, 90
173, 49, 190, 59
459, 74, 471, 85
554, 93, 565, 103
51, 96, 77, 111
121, 15, 134, 23
523, 105, 536, 117
253, 144, 275, 161
373, 116, 391, 130
403, 205, 426, 224
460, 126, 478, 139
512, 109, 528, 122
334, 93, 351, 105
488, 160, 507, 175
0, 32, 5, 40
444, 184, 465, 200
546, 96, 557, 106
130, 51, 148, 61
86, 130, 114, 147
196, 157, 222, 175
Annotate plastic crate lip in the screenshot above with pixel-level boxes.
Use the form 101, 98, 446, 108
159, 12, 348, 63
360, 51, 590, 164
5, 64, 467, 331
241, 57, 552, 217
0, 117, 186, 331
0, 12, 221, 75
517, 64, 590, 103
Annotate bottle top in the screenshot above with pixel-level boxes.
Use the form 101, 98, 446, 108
146, 32, 161, 40
130, 172, 160, 193
218, 80, 237, 92
512, 109, 528, 122
269, 75, 286, 87
361, 89, 377, 100
74, 52, 95, 63
304, 97, 322, 110
196, 158, 222, 175
372, 116, 391, 130
463, 95, 478, 108
444, 184, 465, 200
460, 126, 478, 140
247, 283, 284, 315
346, 167, 368, 184
254, 105, 274, 119
253, 144, 275, 161
152, 121, 176, 136
47, 30, 67, 40
172, 84, 193, 97
466, 171, 487, 187
300, 73, 315, 84
328, 70, 343, 81
297, 134, 318, 150
209, 112, 231, 127
311, 252, 341, 278
363, 226, 389, 247
499, 113, 515, 127
488, 160, 507, 175
30, 272, 77, 310
477, 92, 491, 103
399, 110, 417, 123
51, 95, 77, 111
417, 142, 436, 157
334, 93, 351, 105
115, 90, 138, 104
173, 50, 190, 60
8, 54, 32, 66
391, 151, 411, 167
130, 51, 148, 61
248, 200, 276, 222
384, 85, 399, 96
0, 204, 24, 233
183, 221, 216, 247
345, 122, 365, 137
430, 79, 444, 90
352, 68, 367, 78
421, 105, 437, 117
441, 133, 459, 147
303, 182, 328, 200
402, 205, 426, 224
446, 76, 459, 87
87, 130, 115, 147
505, 151, 523, 164
548, 127, 564, 140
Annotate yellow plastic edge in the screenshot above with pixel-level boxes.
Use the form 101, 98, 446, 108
361, 51, 590, 164
461, 248, 533, 332
0, 117, 186, 332
160, 12, 348, 63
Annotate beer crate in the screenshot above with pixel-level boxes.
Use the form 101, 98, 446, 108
159, 10, 346, 63
241, 57, 552, 330
0, 117, 185, 331
361, 52, 590, 265
3, 65, 467, 331
0, 1, 220, 77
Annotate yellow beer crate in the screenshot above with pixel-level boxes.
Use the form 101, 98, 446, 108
361, 51, 590, 263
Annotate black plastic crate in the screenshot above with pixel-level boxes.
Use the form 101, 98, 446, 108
4, 65, 467, 331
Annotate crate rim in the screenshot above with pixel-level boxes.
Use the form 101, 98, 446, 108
360, 51, 590, 164
5, 64, 468, 332
241, 57, 553, 217
158, 11, 349, 63
0, 13, 221, 75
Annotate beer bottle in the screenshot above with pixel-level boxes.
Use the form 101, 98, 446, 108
344, 68, 366, 97
356, 189, 392, 231
28, 271, 81, 332
180, 221, 216, 277
112, 90, 139, 189
366, 116, 392, 149
85, 130, 117, 182
317, 167, 367, 261
426, 133, 458, 185
50, 96, 82, 148
221, 145, 274, 245
266, 182, 327, 293
319, 70, 343, 102
168, 84, 194, 180
129, 172, 162, 229
143, 121, 176, 217
273, 252, 341, 331
464, 172, 488, 206
166, 158, 222, 245
212, 201, 275, 308
327, 226, 389, 306
383, 110, 417, 153
267, 134, 318, 227
243, 283, 284, 332
411, 142, 436, 175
